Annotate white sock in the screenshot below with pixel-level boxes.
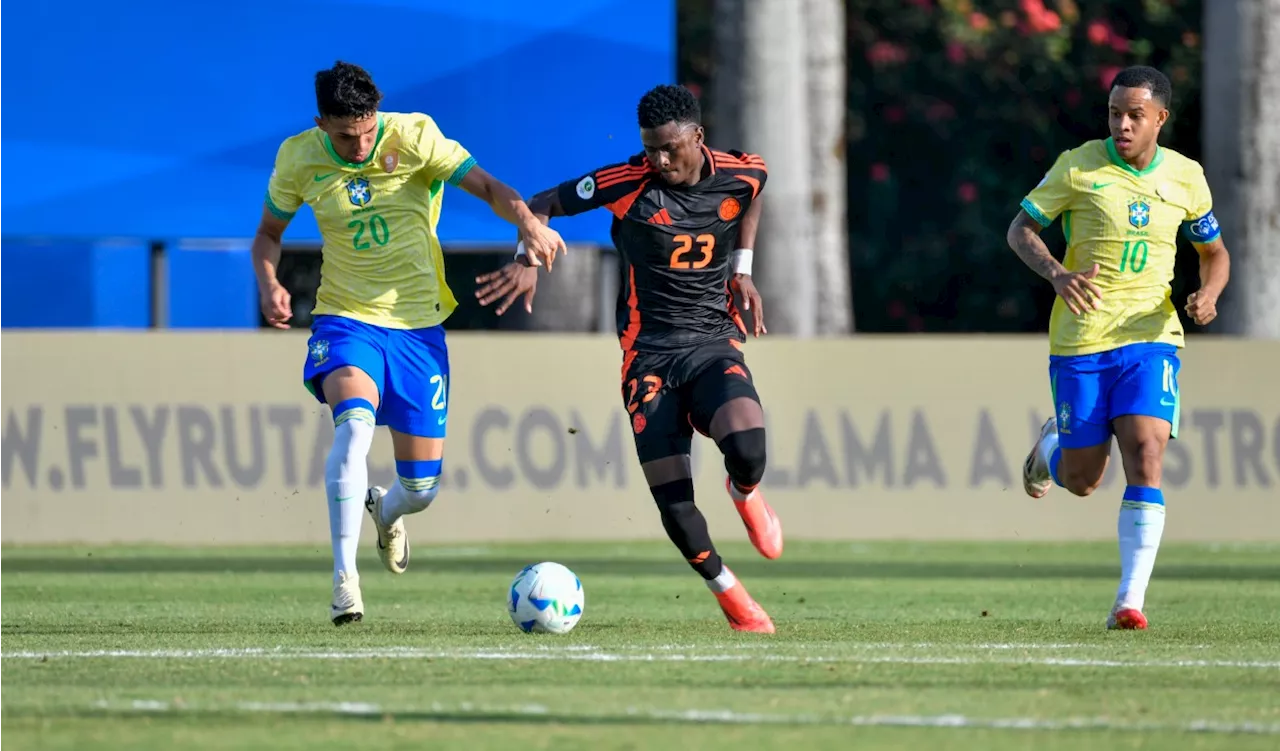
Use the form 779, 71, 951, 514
326, 400, 376, 584
380, 480, 439, 525
1036, 427, 1060, 469
1117, 486, 1166, 611
380, 460, 442, 525
705, 566, 738, 594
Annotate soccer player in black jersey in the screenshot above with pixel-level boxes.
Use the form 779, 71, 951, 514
475, 84, 781, 633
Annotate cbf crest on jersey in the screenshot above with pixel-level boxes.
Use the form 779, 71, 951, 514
1057, 401, 1072, 435
1127, 198, 1151, 229
346, 177, 372, 208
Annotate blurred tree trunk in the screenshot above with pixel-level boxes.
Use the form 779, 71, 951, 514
1205, 0, 1280, 338
712, 0, 817, 336
805, 0, 853, 334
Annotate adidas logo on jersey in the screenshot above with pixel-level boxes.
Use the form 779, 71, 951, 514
647, 208, 673, 225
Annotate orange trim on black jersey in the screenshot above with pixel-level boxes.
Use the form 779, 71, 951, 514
712, 149, 768, 172
619, 264, 642, 351
621, 348, 639, 383
701, 144, 717, 175
597, 166, 649, 190
734, 174, 762, 199
606, 179, 648, 220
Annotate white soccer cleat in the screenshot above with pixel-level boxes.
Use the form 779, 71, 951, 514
365, 486, 410, 575
330, 571, 364, 626
1022, 417, 1057, 498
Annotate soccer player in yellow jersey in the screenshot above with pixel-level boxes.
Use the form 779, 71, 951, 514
250, 61, 565, 625
1008, 66, 1231, 631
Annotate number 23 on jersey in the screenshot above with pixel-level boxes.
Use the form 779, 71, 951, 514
669, 234, 715, 269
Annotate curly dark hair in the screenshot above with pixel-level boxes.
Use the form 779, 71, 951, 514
1111, 65, 1173, 108
315, 61, 383, 120
637, 84, 701, 129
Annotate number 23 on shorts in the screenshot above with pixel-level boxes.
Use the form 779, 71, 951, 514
625, 374, 663, 413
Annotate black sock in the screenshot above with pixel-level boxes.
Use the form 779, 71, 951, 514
650, 479, 723, 580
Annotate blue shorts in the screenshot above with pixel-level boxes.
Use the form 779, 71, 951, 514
303, 315, 450, 438
1049, 342, 1180, 449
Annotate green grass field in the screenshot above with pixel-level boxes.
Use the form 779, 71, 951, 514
3, 540, 1279, 749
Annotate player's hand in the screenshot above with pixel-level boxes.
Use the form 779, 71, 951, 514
475, 261, 538, 315
1050, 264, 1104, 316
733, 274, 767, 337
260, 282, 292, 329
1185, 289, 1219, 326
519, 223, 568, 271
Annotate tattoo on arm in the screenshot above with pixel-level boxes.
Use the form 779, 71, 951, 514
1006, 210, 1065, 282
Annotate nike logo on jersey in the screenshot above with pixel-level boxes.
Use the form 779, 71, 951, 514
1092, 181, 1114, 190
315, 173, 337, 182
1160, 398, 1176, 407
648, 208, 673, 225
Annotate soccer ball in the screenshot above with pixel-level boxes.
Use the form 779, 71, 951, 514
507, 562, 584, 634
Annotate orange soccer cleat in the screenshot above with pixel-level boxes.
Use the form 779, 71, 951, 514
712, 572, 775, 634
727, 477, 783, 560
1107, 607, 1149, 630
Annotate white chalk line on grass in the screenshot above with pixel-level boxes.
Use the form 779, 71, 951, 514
5, 646, 1278, 670
84, 698, 1280, 735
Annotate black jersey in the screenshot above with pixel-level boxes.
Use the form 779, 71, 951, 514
555, 145, 768, 352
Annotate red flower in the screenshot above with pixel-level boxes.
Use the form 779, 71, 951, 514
957, 182, 978, 203
1086, 20, 1111, 46
883, 104, 907, 123
867, 41, 909, 65
1098, 65, 1123, 90
870, 163, 891, 182
946, 41, 967, 65
969, 12, 991, 31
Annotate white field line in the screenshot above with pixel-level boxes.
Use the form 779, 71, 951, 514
5, 645, 1278, 670
85, 698, 1280, 735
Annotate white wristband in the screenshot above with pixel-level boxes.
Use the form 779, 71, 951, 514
515, 240, 528, 259
731, 248, 753, 276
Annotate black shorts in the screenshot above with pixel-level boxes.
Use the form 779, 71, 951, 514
620, 340, 761, 463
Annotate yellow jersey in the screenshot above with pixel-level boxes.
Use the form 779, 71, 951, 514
266, 112, 476, 330
1021, 138, 1220, 356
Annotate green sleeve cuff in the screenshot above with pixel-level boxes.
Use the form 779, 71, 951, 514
447, 156, 477, 187
1019, 198, 1053, 228
265, 192, 297, 220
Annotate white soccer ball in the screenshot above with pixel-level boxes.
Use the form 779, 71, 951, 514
507, 562, 584, 635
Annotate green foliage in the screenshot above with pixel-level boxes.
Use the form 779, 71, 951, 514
679, 0, 1204, 332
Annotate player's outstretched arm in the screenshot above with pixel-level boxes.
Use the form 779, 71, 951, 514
1007, 210, 1102, 316
251, 207, 294, 329
473, 185, 573, 316
457, 167, 566, 270
732, 196, 767, 337
1185, 237, 1230, 326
